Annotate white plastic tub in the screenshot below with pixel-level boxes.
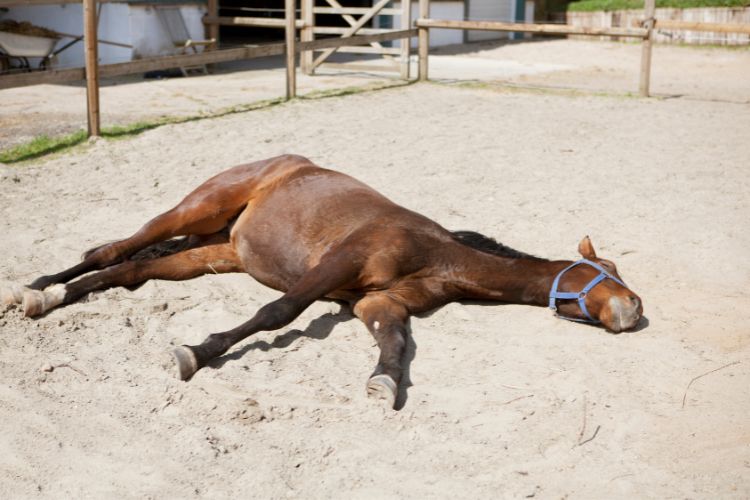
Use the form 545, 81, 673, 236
0, 31, 58, 57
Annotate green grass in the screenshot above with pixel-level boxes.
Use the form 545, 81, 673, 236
0, 80, 409, 165
446, 79, 639, 99
568, 0, 749, 12
0, 131, 89, 163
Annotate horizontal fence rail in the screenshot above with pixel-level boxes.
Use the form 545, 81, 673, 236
415, 18, 649, 38
313, 7, 401, 15
654, 19, 750, 34
203, 16, 306, 29
0, 29, 417, 90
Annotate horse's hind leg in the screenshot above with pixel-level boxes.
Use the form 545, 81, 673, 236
353, 294, 410, 409
26, 184, 251, 291
22, 242, 242, 317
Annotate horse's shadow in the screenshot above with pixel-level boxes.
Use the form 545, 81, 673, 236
206, 307, 418, 410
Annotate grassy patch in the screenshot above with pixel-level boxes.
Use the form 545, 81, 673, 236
568, 0, 749, 12
446, 80, 639, 99
0, 81, 407, 165
300, 80, 411, 100
0, 131, 88, 163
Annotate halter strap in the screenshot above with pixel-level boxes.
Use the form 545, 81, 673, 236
548, 259, 627, 324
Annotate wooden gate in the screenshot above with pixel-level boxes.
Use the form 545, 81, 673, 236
300, 0, 412, 79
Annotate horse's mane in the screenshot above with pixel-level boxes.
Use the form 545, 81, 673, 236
451, 231, 548, 261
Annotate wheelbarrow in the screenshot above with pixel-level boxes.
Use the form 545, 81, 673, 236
0, 30, 59, 70
0, 29, 133, 72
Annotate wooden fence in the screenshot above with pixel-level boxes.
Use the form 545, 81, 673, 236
0, 0, 415, 136
415, 0, 658, 97
1, 0, 749, 138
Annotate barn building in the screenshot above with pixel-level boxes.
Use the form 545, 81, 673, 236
0, 0, 533, 69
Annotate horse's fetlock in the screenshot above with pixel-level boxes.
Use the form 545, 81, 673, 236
22, 285, 66, 317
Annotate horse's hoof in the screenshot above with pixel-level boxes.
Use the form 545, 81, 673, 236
172, 346, 199, 381
22, 289, 46, 317
366, 374, 398, 409
22, 285, 66, 318
1, 283, 27, 306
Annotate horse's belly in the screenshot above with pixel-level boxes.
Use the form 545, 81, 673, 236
228, 169, 399, 292
230, 209, 312, 292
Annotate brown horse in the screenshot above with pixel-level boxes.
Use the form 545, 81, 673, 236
2, 155, 642, 408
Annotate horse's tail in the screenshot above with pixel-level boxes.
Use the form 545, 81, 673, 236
81, 237, 191, 262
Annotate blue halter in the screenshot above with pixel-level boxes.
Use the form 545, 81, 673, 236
548, 259, 627, 324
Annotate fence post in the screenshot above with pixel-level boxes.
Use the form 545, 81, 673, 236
418, 0, 429, 81
639, 0, 655, 97
285, 0, 296, 99
206, 0, 219, 50
400, 0, 412, 80
83, 0, 100, 137
301, 0, 314, 75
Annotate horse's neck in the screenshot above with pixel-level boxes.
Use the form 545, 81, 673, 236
446, 245, 571, 306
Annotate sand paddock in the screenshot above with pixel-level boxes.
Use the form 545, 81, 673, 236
1, 81, 749, 498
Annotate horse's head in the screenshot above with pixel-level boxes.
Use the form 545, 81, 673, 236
548, 237, 643, 332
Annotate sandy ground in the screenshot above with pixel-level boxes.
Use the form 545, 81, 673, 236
1, 43, 750, 499
2, 39, 749, 150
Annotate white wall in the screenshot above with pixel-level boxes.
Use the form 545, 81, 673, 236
466, 0, 514, 42
128, 5, 207, 59
381, 1, 465, 47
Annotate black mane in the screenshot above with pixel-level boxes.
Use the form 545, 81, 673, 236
451, 231, 547, 261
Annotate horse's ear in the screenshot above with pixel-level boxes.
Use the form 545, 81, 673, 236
578, 236, 597, 259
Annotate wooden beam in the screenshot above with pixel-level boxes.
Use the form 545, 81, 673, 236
0, 67, 85, 90
98, 44, 286, 78
400, 0, 412, 80
299, 29, 416, 52
639, 0, 656, 97
334, 46, 401, 55
319, 61, 400, 72
300, 0, 314, 74
206, 0, 219, 51
418, 0, 429, 81
204, 16, 306, 29
312, 27, 394, 35
313, 7, 400, 15
285, 0, 296, 99
415, 19, 649, 38
655, 19, 750, 34
0, 31, 418, 91
83, 0, 100, 136
321, 0, 392, 64
312, 0, 391, 69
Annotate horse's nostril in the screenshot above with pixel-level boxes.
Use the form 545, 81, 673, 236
629, 295, 641, 309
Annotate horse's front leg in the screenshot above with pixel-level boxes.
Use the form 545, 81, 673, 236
173, 251, 362, 380
353, 294, 410, 409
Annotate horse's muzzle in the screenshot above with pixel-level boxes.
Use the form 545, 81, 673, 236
604, 295, 642, 332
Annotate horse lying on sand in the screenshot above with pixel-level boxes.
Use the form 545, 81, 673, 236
2, 155, 642, 408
